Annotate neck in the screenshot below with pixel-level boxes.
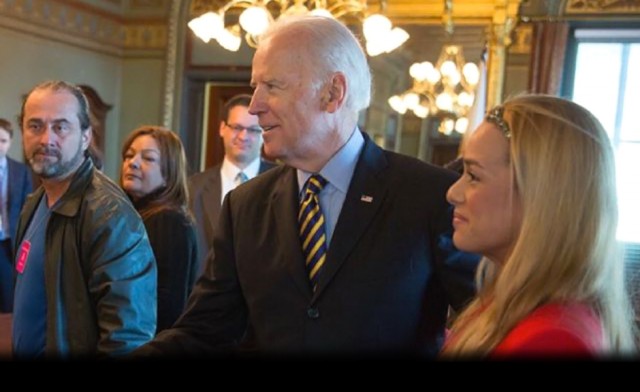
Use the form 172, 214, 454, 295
40, 158, 85, 207
228, 156, 256, 170
41, 177, 73, 207
294, 122, 356, 173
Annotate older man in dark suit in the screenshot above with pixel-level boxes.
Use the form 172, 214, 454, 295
138, 16, 479, 357
189, 94, 275, 274
0, 118, 32, 313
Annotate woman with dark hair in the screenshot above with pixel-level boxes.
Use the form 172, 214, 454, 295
121, 126, 199, 333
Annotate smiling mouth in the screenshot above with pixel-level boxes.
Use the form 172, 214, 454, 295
262, 125, 276, 132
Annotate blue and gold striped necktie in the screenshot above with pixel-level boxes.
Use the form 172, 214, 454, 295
298, 174, 328, 291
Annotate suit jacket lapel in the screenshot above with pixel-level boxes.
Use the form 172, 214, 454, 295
7, 158, 16, 204
314, 136, 388, 300
271, 167, 312, 298
202, 169, 221, 238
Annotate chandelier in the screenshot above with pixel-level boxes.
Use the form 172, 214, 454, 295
187, 0, 409, 56
387, 0, 480, 135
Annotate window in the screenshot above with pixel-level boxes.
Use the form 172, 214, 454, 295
566, 28, 640, 246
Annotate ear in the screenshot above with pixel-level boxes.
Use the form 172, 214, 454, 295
219, 121, 226, 138
322, 72, 347, 113
82, 127, 92, 151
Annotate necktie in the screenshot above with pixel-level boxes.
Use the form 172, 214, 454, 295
298, 174, 328, 291
236, 171, 248, 185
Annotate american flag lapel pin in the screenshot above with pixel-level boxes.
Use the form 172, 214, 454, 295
360, 195, 373, 203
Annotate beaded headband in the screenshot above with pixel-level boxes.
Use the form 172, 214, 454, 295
486, 106, 511, 139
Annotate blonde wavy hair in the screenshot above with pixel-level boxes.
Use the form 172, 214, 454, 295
442, 94, 636, 357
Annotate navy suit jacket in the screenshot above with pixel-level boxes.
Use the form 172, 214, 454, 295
188, 160, 275, 273
144, 133, 478, 357
6, 158, 33, 240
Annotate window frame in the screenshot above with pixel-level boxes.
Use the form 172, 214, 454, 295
563, 23, 640, 263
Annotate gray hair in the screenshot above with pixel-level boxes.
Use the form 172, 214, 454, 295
261, 15, 372, 114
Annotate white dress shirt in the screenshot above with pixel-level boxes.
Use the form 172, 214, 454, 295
220, 157, 261, 205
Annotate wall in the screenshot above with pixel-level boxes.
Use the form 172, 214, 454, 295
117, 57, 165, 173
0, 0, 170, 180
0, 26, 122, 177
503, 24, 532, 100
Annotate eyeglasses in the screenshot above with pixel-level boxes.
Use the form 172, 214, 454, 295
225, 122, 263, 135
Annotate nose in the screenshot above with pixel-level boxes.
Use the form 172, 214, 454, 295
248, 87, 266, 116
446, 177, 464, 206
127, 155, 140, 169
38, 124, 58, 146
236, 128, 249, 140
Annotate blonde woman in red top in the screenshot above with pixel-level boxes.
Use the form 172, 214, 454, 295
442, 95, 636, 358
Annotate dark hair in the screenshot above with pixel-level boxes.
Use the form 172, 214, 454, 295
120, 125, 190, 220
0, 118, 13, 137
19, 80, 91, 132
222, 94, 253, 123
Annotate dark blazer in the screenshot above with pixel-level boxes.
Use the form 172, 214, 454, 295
142, 209, 199, 333
0, 158, 32, 312
143, 133, 478, 357
188, 160, 275, 273
7, 158, 33, 239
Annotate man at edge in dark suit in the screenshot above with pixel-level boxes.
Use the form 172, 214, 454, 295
0, 118, 32, 313
137, 15, 479, 357
188, 94, 275, 274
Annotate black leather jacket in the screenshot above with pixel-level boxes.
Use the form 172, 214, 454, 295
14, 158, 157, 358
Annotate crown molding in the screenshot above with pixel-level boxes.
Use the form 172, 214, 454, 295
0, 0, 167, 55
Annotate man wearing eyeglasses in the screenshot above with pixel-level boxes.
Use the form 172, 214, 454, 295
189, 94, 275, 275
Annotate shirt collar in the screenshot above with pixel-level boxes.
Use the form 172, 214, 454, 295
221, 156, 261, 180
297, 127, 364, 194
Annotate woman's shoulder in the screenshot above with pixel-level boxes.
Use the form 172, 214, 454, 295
145, 207, 193, 227
493, 302, 604, 357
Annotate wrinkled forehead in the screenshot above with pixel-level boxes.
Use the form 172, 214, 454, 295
256, 32, 314, 68
26, 88, 80, 112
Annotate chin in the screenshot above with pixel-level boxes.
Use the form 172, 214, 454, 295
452, 233, 474, 253
122, 184, 138, 194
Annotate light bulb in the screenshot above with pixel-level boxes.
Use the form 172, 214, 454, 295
440, 60, 457, 77
455, 117, 469, 134
463, 63, 480, 85
217, 26, 241, 52
413, 105, 429, 118
366, 41, 385, 57
388, 95, 407, 114
188, 12, 224, 43
239, 6, 270, 36
441, 119, 454, 135
409, 63, 425, 80
436, 93, 453, 111
363, 14, 392, 41
386, 27, 409, 52
448, 70, 461, 86
426, 68, 441, 84
403, 93, 420, 110
458, 92, 474, 107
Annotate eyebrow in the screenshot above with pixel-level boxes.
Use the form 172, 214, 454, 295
27, 118, 71, 124
127, 147, 160, 155
462, 158, 485, 170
